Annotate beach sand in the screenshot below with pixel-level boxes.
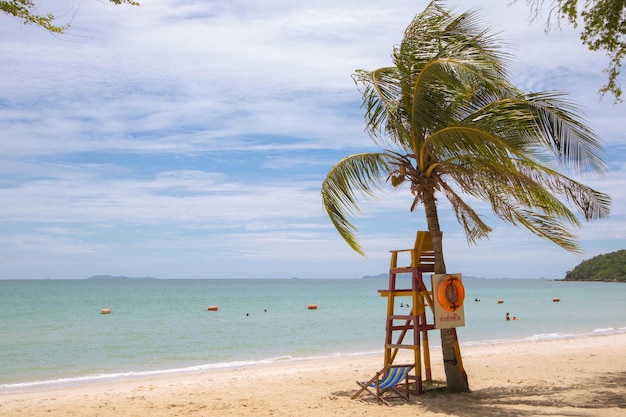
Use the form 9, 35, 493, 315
2, 333, 625, 417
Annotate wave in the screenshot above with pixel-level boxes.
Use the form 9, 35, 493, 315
462, 326, 626, 347
4, 328, 625, 394
0, 349, 382, 394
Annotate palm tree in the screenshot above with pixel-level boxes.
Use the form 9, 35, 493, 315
321, 1, 611, 393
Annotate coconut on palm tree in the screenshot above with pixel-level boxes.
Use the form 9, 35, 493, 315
321, 1, 611, 393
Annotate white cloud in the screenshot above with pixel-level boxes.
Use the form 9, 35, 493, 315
0, 0, 623, 279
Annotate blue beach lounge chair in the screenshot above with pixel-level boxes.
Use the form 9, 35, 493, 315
351, 364, 415, 405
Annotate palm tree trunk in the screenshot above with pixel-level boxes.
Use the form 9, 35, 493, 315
423, 187, 470, 393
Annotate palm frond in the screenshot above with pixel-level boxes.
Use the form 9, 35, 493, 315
436, 153, 594, 252
483, 173, 584, 252
399, 1, 510, 75
353, 68, 412, 151
510, 209, 582, 253
425, 126, 520, 171
515, 91, 608, 175
321, 153, 390, 255
514, 161, 611, 220
439, 182, 492, 244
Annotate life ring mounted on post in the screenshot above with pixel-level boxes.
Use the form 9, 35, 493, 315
436, 275, 465, 312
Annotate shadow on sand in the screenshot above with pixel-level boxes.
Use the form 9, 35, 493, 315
335, 371, 626, 416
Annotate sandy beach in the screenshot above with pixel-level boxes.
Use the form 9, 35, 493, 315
2, 333, 625, 417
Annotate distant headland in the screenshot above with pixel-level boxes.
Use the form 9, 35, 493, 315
361, 273, 389, 279
87, 275, 157, 280
562, 249, 626, 282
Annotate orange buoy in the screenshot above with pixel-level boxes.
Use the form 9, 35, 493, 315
497, 299, 504, 304
207, 306, 219, 311
307, 304, 318, 310
100, 308, 111, 314
436, 275, 465, 312
552, 298, 560, 302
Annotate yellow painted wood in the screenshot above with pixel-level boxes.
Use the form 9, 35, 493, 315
381, 231, 439, 394
379, 289, 415, 297
385, 343, 419, 349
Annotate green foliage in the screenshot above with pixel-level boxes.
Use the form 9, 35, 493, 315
525, 0, 626, 102
562, 0, 625, 101
0, 0, 139, 33
321, 1, 611, 257
564, 249, 626, 281
0, 0, 64, 32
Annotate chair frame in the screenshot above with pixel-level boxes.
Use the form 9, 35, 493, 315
351, 364, 415, 405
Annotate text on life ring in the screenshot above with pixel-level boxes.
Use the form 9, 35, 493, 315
436, 275, 465, 312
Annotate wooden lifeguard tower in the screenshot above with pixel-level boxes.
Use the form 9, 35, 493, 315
378, 231, 437, 395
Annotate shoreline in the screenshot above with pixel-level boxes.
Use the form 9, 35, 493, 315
2, 333, 625, 416
3, 327, 624, 395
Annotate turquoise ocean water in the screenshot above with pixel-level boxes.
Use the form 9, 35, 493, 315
1, 278, 625, 393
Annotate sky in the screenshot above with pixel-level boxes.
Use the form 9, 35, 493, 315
0, 0, 624, 280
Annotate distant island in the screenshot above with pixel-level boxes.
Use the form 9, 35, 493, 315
361, 273, 481, 280
562, 249, 626, 282
361, 273, 390, 279
87, 275, 157, 280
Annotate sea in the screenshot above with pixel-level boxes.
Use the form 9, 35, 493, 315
1, 277, 625, 393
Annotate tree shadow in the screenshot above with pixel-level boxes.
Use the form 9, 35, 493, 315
336, 372, 626, 415
419, 371, 626, 416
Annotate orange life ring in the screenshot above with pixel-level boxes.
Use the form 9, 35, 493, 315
307, 304, 318, 310
436, 275, 465, 312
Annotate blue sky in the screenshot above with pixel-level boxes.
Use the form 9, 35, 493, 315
0, 0, 624, 279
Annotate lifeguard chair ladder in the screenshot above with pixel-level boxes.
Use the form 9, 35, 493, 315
378, 231, 437, 395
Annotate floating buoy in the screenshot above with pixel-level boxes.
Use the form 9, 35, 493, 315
497, 299, 504, 304
307, 304, 318, 310
207, 306, 219, 311
552, 298, 560, 302
436, 275, 465, 312
100, 308, 111, 314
